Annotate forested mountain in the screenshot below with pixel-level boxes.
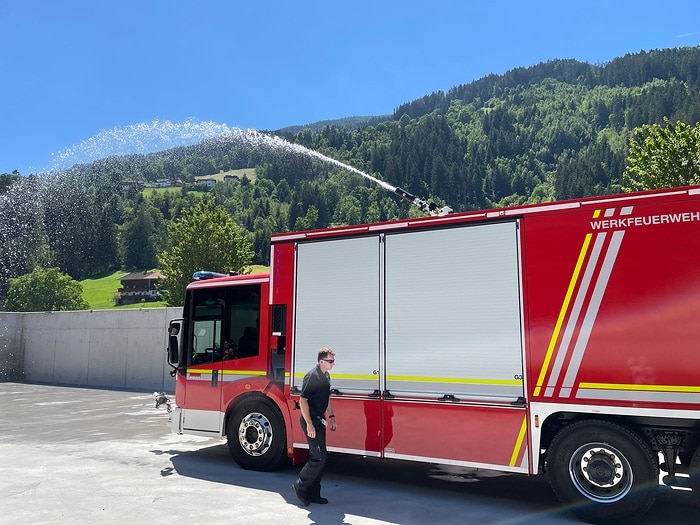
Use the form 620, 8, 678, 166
277, 115, 390, 134
1, 46, 700, 295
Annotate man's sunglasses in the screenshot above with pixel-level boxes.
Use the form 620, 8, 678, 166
322, 359, 335, 364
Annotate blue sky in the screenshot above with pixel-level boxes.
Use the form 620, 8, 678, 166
2, 0, 699, 175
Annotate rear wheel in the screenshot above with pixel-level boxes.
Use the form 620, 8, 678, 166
227, 398, 287, 471
547, 420, 658, 523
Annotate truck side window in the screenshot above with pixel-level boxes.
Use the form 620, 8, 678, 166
191, 319, 221, 364
190, 290, 224, 364
226, 285, 261, 359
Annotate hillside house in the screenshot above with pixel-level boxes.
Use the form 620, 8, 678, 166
114, 271, 163, 305
196, 178, 217, 189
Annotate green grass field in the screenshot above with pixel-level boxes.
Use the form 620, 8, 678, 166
80, 265, 270, 310
79, 270, 168, 309
140, 168, 257, 197
80, 271, 125, 309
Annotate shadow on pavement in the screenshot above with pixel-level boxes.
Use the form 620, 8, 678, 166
156, 442, 698, 525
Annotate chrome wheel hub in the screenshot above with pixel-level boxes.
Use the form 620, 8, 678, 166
569, 442, 632, 503
238, 412, 273, 457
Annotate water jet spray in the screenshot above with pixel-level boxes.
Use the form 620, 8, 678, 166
50, 121, 453, 215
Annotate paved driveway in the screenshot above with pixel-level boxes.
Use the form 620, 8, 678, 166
0, 383, 696, 524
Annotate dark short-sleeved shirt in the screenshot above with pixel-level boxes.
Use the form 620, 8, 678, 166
300, 364, 331, 419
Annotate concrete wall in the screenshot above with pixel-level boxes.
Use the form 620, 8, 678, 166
0, 307, 182, 392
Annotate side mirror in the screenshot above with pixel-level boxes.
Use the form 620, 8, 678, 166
167, 319, 182, 366
169, 322, 180, 336
168, 334, 179, 365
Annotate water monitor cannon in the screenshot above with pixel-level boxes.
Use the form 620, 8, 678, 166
393, 186, 453, 216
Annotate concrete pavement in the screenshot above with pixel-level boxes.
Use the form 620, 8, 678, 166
1, 383, 696, 525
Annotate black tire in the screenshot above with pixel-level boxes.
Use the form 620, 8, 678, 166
226, 398, 287, 471
689, 443, 700, 504
547, 420, 658, 523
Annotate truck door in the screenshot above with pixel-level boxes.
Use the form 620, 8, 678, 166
382, 221, 528, 471
181, 281, 267, 436
181, 287, 225, 435
292, 235, 383, 456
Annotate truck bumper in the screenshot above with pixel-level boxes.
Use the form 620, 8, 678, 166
170, 406, 183, 434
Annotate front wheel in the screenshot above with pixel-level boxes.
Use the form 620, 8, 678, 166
547, 420, 658, 523
227, 398, 287, 471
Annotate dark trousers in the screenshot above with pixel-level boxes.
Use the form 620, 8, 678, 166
296, 416, 328, 497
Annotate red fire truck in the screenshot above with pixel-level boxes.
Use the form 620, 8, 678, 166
166, 185, 700, 522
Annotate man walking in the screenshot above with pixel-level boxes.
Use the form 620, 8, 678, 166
292, 347, 337, 505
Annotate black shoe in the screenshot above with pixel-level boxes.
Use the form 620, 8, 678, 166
292, 483, 310, 506
310, 496, 328, 504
